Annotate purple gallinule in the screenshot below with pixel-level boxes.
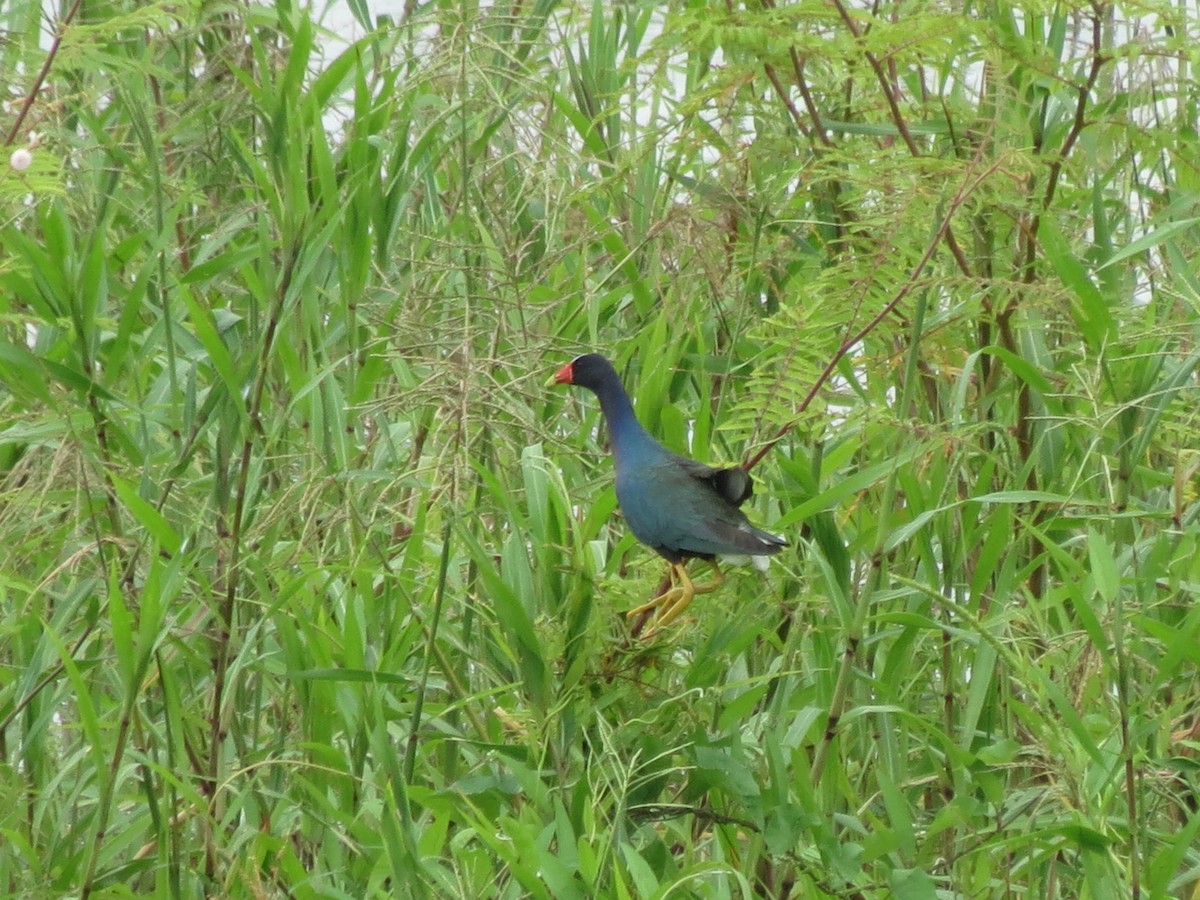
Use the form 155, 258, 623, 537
550, 354, 785, 634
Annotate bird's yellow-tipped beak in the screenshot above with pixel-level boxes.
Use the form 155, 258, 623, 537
546, 361, 574, 388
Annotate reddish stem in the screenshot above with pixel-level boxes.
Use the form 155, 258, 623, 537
4, 0, 85, 147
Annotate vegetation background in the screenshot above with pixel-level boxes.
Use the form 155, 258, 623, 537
2, 0, 1199, 897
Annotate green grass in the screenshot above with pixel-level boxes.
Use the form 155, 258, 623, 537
2, 0, 1200, 897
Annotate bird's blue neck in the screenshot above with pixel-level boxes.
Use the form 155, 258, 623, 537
593, 379, 662, 464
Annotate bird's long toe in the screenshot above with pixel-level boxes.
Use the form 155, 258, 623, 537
626, 587, 678, 620
628, 562, 700, 637
645, 586, 695, 633
690, 561, 726, 595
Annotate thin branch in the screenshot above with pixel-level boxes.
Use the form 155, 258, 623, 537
754, 0, 829, 144
4, 0, 85, 147
205, 237, 302, 872
1015, 3, 1111, 287
761, 61, 812, 139
789, 48, 831, 145
827, 0, 974, 278
1000, 4, 1110, 507
628, 803, 760, 832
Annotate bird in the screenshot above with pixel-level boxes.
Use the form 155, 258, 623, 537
548, 353, 785, 635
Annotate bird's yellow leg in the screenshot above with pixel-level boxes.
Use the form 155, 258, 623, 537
626, 563, 701, 637
647, 564, 696, 631
626, 563, 683, 620
626, 561, 728, 637
690, 560, 725, 596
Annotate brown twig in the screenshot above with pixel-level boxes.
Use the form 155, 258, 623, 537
4, 0, 85, 147
789, 47, 830, 145
827, 0, 974, 278
1011, 3, 1110, 289
204, 238, 302, 877
1000, 4, 1110, 514
628, 803, 760, 832
761, 61, 812, 139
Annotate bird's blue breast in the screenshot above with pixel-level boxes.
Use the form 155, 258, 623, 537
615, 456, 727, 558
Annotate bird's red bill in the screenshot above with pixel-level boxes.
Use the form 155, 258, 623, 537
552, 362, 574, 384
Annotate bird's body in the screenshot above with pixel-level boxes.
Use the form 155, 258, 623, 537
550, 353, 785, 634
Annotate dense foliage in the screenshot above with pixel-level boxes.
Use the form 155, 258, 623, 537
2, 0, 1199, 896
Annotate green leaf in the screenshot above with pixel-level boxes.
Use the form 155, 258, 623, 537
111, 476, 182, 556
1087, 528, 1119, 606
1097, 216, 1200, 269
0, 340, 53, 403
889, 867, 938, 900
1039, 214, 1116, 351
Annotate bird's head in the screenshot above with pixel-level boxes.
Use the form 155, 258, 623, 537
547, 353, 617, 391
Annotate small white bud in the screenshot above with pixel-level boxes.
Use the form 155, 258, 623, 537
10, 148, 33, 171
